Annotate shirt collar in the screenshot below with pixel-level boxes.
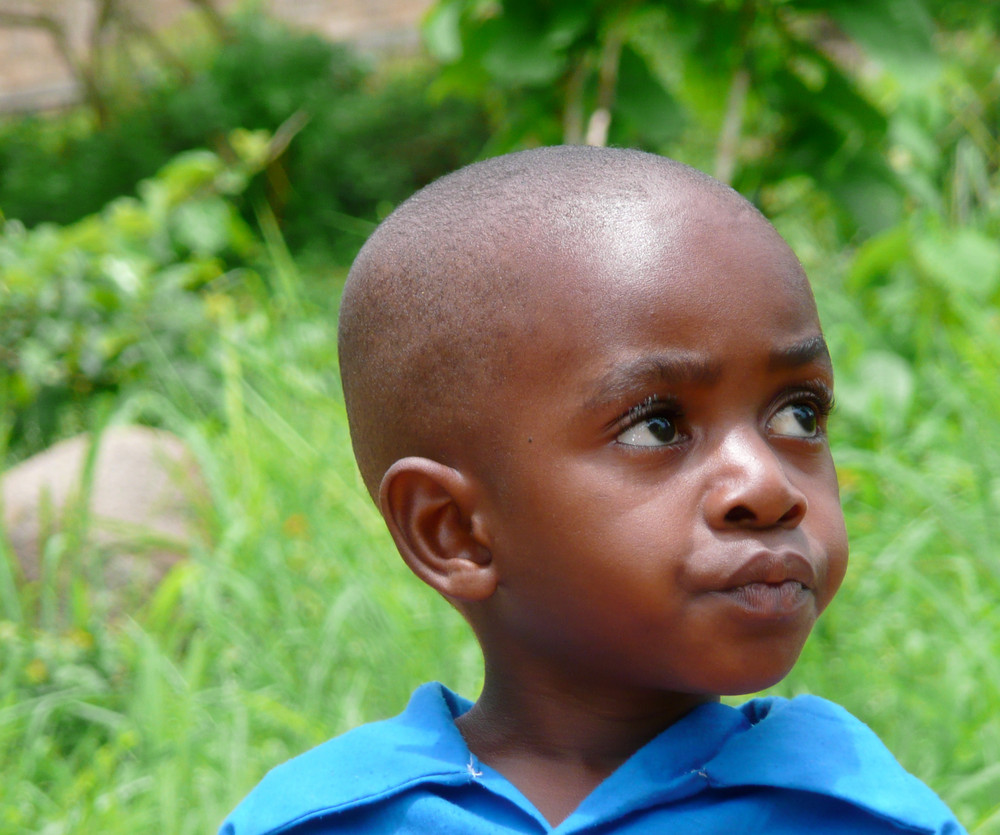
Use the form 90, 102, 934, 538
225, 684, 753, 834
222, 683, 475, 835
704, 695, 958, 834
224, 684, 957, 835
560, 700, 749, 828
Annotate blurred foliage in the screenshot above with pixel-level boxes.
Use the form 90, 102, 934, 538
0, 136, 271, 460
0, 13, 489, 261
423, 0, 998, 239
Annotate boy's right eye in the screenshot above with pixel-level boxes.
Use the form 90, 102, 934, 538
614, 397, 684, 447
617, 415, 679, 447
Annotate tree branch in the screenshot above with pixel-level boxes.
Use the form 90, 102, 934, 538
105, 0, 194, 83
584, 15, 627, 147
714, 0, 756, 184
714, 65, 749, 184
185, 0, 230, 40
0, 9, 107, 122
563, 58, 589, 145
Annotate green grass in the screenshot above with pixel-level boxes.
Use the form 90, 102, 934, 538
0, 269, 483, 834
771, 229, 1000, 832
2, 235, 998, 833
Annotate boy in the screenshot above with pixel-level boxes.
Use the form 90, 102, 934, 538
222, 147, 966, 833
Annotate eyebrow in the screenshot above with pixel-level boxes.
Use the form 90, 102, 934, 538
584, 352, 721, 409
767, 335, 832, 371
584, 335, 832, 410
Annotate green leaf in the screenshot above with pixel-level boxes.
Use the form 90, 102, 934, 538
824, 151, 904, 236
915, 229, 1000, 301
423, 0, 465, 62
479, 17, 567, 86
837, 349, 915, 434
824, 0, 939, 85
170, 198, 234, 258
613, 46, 685, 145
777, 46, 887, 139
846, 224, 911, 291
157, 151, 225, 204
543, 1, 593, 50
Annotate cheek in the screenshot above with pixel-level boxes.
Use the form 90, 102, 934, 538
811, 471, 849, 609
824, 513, 849, 599
489, 459, 695, 599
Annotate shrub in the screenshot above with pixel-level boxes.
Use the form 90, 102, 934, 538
0, 137, 268, 461
0, 13, 489, 262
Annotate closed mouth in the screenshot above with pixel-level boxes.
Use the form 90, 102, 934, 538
718, 551, 816, 592
707, 551, 817, 619
708, 580, 812, 622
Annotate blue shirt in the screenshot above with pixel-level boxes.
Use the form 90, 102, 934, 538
221, 683, 966, 834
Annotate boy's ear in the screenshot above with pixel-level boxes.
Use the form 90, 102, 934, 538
378, 457, 497, 602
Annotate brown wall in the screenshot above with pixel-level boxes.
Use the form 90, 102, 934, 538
0, 0, 435, 113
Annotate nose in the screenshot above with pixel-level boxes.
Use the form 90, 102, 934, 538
703, 429, 808, 530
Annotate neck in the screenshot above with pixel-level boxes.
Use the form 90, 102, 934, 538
455, 664, 716, 826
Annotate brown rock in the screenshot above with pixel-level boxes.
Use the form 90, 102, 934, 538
2, 425, 209, 609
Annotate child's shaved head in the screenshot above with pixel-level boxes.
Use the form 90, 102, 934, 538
338, 145, 773, 497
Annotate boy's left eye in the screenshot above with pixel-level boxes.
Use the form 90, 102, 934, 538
769, 402, 819, 438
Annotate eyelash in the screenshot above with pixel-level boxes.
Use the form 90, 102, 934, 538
616, 395, 684, 432
775, 384, 836, 423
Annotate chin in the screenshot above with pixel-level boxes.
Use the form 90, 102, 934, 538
704, 651, 804, 697
716, 673, 793, 697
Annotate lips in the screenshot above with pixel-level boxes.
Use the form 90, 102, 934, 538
719, 550, 816, 592
708, 551, 818, 620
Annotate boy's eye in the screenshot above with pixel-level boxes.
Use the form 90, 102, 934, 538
769, 403, 819, 438
617, 414, 680, 447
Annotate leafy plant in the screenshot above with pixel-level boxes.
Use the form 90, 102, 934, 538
0, 135, 268, 461
423, 0, 954, 237
0, 13, 489, 260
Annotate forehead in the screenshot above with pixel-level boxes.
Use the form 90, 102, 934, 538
505, 191, 821, 375
461, 189, 828, 490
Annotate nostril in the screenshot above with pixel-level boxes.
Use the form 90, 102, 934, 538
723, 501, 804, 528
725, 505, 756, 524
778, 504, 804, 526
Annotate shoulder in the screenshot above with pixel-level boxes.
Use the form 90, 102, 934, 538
705, 694, 966, 834
219, 683, 475, 835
